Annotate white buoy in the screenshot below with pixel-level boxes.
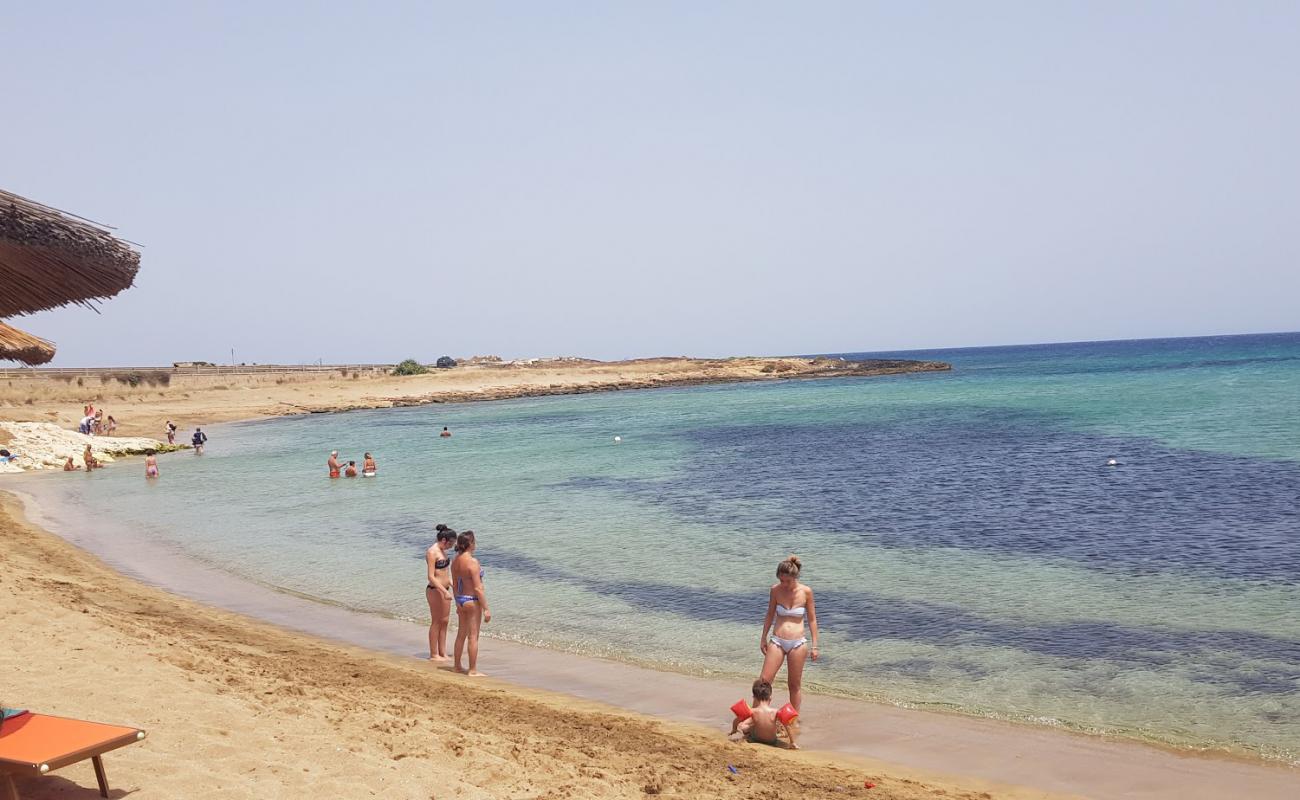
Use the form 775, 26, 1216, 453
1106, 458, 1118, 466
613, 436, 622, 443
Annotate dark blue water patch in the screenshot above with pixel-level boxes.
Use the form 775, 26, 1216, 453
562, 409, 1300, 583
481, 548, 1300, 692
830, 331, 1300, 378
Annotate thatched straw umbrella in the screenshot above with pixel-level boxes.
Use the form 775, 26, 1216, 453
0, 320, 55, 365
0, 188, 141, 363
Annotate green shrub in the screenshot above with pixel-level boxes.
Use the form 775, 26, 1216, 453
392, 359, 428, 376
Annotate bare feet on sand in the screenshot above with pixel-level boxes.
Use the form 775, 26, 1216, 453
454, 666, 487, 677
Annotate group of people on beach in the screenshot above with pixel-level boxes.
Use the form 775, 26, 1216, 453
419, 523, 816, 748
425, 524, 489, 676
61, 411, 208, 476
77, 404, 116, 436
326, 450, 377, 478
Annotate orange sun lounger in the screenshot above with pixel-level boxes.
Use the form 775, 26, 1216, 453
0, 712, 146, 800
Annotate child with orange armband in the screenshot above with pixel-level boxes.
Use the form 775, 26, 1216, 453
729, 678, 799, 749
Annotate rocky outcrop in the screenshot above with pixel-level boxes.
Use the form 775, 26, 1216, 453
0, 422, 183, 473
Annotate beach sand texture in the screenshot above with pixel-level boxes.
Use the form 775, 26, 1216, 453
0, 496, 1016, 800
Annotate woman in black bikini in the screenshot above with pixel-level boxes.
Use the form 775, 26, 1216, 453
424, 524, 458, 661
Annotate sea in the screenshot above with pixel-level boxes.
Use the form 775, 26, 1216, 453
24, 332, 1300, 763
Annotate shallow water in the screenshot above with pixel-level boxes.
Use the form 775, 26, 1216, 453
35, 332, 1300, 762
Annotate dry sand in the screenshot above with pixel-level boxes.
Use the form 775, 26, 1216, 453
0, 495, 1019, 800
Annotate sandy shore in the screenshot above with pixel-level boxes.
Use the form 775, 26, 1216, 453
0, 356, 949, 441
1, 494, 1027, 800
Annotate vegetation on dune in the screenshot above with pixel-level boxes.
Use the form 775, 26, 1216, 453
392, 359, 428, 376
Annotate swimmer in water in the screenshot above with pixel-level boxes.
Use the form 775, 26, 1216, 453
344, 460, 358, 477
425, 524, 458, 661
1106, 458, 1119, 467
144, 449, 160, 479
451, 531, 490, 676
362, 452, 377, 477
440, 426, 451, 438
327, 450, 342, 478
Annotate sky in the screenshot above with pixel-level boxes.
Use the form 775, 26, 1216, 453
3, 1, 1298, 366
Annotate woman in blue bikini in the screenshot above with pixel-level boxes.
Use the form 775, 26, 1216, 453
759, 555, 819, 713
451, 530, 491, 676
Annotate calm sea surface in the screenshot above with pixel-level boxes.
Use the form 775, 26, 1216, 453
37, 333, 1300, 761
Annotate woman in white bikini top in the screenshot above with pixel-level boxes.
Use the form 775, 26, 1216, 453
759, 554, 819, 714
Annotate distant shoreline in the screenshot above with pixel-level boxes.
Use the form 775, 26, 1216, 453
0, 355, 950, 441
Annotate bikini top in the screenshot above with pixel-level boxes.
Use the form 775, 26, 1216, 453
456, 567, 484, 594
775, 604, 806, 619
434, 557, 450, 570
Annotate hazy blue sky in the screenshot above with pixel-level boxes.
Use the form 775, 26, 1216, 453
4, 2, 1298, 366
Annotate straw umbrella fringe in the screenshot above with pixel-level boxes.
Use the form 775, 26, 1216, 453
0, 189, 140, 318
0, 320, 55, 365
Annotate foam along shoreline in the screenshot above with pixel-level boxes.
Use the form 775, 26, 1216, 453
12, 484, 1298, 800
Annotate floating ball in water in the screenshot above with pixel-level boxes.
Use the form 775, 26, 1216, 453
613, 436, 622, 442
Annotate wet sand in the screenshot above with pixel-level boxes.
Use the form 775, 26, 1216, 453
8, 484, 1298, 799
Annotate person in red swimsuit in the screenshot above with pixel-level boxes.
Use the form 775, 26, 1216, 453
327, 450, 342, 478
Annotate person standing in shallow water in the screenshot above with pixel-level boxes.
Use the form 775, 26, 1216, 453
327, 450, 342, 478
451, 531, 490, 676
758, 555, 819, 713
425, 524, 458, 661
192, 427, 207, 454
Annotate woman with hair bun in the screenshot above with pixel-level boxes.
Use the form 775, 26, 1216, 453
758, 554, 819, 712
424, 524, 458, 661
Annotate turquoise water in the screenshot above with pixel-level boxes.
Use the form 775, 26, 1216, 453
41, 333, 1300, 762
